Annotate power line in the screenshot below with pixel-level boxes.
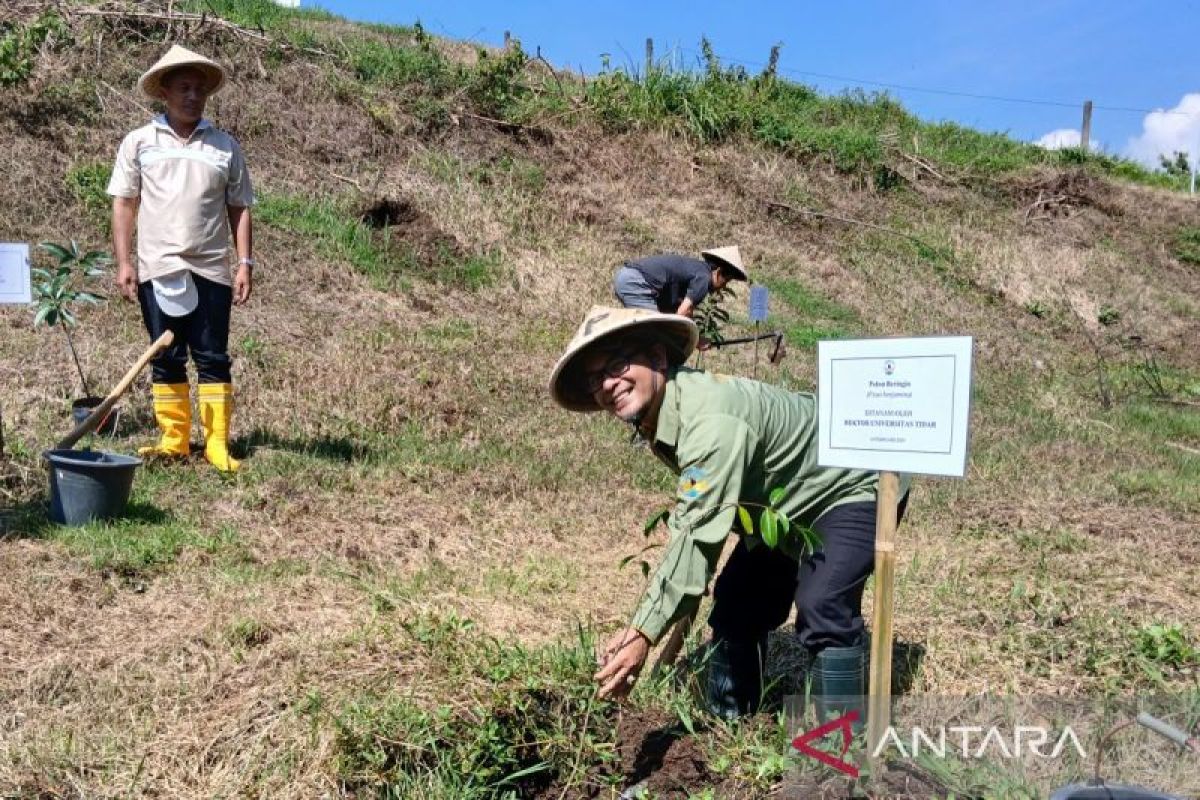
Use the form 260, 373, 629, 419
671, 46, 1188, 117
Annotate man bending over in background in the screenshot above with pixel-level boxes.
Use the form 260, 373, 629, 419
613, 245, 748, 318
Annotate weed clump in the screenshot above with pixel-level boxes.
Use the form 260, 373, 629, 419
312, 616, 619, 797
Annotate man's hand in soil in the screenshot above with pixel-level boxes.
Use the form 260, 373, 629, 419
595, 627, 650, 700
116, 262, 137, 302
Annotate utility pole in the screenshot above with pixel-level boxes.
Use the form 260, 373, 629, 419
645, 38, 654, 77
1081, 100, 1093, 153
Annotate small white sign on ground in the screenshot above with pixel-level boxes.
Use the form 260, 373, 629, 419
0, 243, 32, 304
818, 336, 974, 477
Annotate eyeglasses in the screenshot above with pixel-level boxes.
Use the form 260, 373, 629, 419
584, 353, 632, 394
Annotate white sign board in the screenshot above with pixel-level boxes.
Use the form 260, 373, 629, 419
818, 336, 974, 477
748, 285, 769, 322
0, 243, 32, 305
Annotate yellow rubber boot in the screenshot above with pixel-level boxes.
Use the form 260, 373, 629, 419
197, 383, 240, 473
138, 382, 191, 457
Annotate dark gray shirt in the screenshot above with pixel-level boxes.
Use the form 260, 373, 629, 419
625, 254, 712, 313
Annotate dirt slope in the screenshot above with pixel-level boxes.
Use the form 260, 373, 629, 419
1, 4, 1198, 797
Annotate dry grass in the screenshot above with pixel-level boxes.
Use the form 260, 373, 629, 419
1, 5, 1199, 797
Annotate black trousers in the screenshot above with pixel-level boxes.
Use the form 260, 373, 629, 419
708, 496, 908, 652
137, 273, 233, 384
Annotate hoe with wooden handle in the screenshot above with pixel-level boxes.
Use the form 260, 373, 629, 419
55, 330, 175, 450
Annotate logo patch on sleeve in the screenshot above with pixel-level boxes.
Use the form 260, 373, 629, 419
678, 466, 710, 500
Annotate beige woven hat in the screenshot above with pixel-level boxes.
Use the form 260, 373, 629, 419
138, 45, 226, 100
701, 245, 749, 281
549, 305, 698, 412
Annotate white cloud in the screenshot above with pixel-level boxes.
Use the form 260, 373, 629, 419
1034, 128, 1099, 150
1124, 93, 1200, 168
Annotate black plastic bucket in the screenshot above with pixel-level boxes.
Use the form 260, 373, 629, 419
71, 396, 118, 436
43, 449, 141, 526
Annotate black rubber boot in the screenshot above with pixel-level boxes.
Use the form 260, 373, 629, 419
704, 637, 767, 720
810, 638, 866, 732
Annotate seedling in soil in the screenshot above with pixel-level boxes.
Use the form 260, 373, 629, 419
32, 240, 110, 397
627, 486, 821, 578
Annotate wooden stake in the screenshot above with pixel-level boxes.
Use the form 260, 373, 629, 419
645, 38, 654, 77
867, 470, 900, 764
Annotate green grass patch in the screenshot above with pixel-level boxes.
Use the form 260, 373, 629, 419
1115, 400, 1200, 442
482, 555, 581, 599
1109, 401, 1199, 512
64, 161, 112, 233
225, 616, 272, 651
305, 615, 617, 797
341, 30, 454, 93
1173, 226, 1200, 267
575, 50, 1175, 188
1113, 457, 1199, 513
179, 0, 336, 29
44, 514, 242, 578
256, 192, 500, 290
765, 277, 859, 348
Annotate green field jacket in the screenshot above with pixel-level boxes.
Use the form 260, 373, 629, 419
630, 367, 887, 643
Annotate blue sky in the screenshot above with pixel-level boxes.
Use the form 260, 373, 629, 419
312, 1, 1200, 166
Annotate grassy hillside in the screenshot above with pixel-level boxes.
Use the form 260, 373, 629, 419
1, 2, 1198, 797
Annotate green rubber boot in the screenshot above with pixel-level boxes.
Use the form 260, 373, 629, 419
810, 639, 866, 732
704, 637, 767, 720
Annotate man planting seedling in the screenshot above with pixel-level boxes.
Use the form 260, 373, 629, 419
613, 245, 749, 318
549, 306, 908, 720
108, 45, 254, 472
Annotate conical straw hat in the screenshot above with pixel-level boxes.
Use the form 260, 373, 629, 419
549, 306, 698, 412
701, 245, 749, 281
137, 44, 226, 100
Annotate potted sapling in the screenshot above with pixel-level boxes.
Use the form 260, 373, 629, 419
32, 240, 117, 434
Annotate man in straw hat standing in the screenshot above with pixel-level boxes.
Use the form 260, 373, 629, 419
108, 45, 255, 472
549, 306, 907, 720
613, 246, 748, 318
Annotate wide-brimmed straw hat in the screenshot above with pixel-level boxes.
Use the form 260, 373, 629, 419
701, 245, 749, 281
137, 44, 226, 100
549, 305, 698, 412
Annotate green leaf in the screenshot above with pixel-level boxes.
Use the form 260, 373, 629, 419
639, 561, 650, 578
737, 506, 753, 535
759, 509, 778, 548
31, 268, 51, 280
802, 525, 822, 553
777, 513, 790, 537
496, 761, 552, 786
620, 542, 661, 570
33, 305, 50, 326
769, 487, 786, 507
38, 241, 71, 262
643, 508, 670, 537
